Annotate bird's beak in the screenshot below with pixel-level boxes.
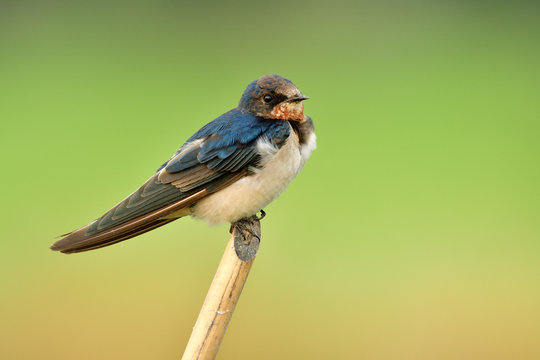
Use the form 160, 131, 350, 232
285, 94, 309, 102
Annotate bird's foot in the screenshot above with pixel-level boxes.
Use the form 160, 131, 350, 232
231, 215, 262, 262
229, 210, 266, 233
233, 218, 260, 244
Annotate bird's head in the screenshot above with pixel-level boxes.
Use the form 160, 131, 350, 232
238, 74, 309, 121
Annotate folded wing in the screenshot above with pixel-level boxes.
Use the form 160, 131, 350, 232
51, 112, 290, 253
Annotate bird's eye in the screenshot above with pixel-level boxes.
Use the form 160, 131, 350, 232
263, 94, 273, 103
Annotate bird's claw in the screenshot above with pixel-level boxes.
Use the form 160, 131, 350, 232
255, 209, 266, 221
233, 220, 260, 244
231, 215, 262, 262
229, 210, 266, 234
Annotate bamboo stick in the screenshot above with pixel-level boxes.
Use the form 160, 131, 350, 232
182, 216, 261, 360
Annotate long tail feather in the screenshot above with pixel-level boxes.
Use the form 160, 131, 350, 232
52, 218, 178, 254
50, 190, 206, 254
51, 171, 246, 254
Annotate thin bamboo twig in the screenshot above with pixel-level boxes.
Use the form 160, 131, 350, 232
182, 216, 261, 360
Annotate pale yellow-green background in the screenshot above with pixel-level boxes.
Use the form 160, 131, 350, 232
1, 1, 539, 359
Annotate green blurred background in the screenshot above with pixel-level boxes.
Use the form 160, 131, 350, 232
1, 0, 539, 359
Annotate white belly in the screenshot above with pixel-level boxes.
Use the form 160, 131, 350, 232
191, 129, 316, 224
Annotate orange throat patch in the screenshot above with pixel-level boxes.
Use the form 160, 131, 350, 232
270, 102, 304, 121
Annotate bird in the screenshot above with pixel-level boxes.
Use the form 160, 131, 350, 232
51, 74, 316, 254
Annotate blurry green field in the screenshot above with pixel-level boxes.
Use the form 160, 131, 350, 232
1, 1, 539, 359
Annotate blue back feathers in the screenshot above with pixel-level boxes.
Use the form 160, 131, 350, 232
158, 108, 290, 173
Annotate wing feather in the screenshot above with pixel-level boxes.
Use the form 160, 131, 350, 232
51, 172, 245, 253
51, 110, 292, 254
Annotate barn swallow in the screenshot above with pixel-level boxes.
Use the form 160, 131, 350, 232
51, 74, 316, 253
